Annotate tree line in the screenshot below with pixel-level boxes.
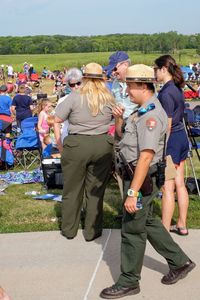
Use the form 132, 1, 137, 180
0, 31, 200, 55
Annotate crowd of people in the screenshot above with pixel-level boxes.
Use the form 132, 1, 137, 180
188, 62, 200, 80
0, 51, 198, 299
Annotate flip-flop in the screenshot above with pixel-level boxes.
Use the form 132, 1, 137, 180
170, 225, 189, 236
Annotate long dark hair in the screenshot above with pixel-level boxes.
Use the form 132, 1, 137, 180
154, 55, 185, 88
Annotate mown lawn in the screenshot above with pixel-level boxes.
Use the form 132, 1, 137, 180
0, 49, 199, 73
0, 152, 200, 233
0, 177, 122, 233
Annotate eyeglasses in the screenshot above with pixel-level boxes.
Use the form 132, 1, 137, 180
68, 81, 81, 88
153, 66, 160, 72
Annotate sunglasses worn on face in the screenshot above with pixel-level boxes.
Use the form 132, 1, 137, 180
112, 62, 124, 72
68, 81, 81, 88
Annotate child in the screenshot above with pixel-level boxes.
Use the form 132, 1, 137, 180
43, 115, 60, 158
43, 134, 60, 159
37, 99, 52, 149
47, 114, 56, 143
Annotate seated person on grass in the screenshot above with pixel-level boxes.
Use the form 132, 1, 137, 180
42, 134, 60, 159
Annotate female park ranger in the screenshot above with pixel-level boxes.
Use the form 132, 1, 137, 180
54, 63, 115, 242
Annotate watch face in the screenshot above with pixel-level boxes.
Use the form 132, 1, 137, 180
127, 189, 138, 197
127, 189, 133, 196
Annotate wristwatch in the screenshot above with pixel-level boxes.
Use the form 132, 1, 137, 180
127, 189, 139, 197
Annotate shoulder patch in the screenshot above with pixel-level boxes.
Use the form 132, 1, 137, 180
146, 118, 157, 131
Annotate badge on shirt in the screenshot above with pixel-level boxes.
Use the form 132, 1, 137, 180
146, 118, 157, 131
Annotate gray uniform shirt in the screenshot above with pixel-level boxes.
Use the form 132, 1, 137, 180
119, 96, 168, 166
55, 91, 113, 135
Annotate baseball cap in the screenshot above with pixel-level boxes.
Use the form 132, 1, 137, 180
0, 84, 8, 92
105, 51, 129, 76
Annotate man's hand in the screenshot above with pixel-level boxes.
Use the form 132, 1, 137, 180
124, 196, 139, 214
112, 104, 125, 118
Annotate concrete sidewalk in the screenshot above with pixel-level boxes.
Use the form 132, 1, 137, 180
0, 230, 199, 300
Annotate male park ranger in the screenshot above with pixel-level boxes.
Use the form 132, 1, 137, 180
100, 64, 195, 299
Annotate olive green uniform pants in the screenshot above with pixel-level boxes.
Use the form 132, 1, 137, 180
117, 178, 189, 288
61, 134, 113, 240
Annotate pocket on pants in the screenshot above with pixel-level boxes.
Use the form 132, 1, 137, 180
63, 136, 80, 148
106, 134, 114, 146
122, 208, 146, 234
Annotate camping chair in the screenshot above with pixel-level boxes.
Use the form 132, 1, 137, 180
15, 117, 41, 169
18, 73, 27, 82
184, 108, 200, 161
0, 115, 14, 169
184, 109, 200, 196
30, 73, 39, 81
193, 105, 200, 121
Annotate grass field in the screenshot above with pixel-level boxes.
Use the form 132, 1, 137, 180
0, 49, 199, 73
0, 153, 200, 233
0, 49, 200, 233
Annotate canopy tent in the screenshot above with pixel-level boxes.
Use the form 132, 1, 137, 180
181, 66, 195, 80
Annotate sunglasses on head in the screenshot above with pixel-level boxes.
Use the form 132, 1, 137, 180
68, 81, 81, 88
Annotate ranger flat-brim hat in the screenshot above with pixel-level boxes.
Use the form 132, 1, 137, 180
126, 64, 155, 83
83, 63, 104, 79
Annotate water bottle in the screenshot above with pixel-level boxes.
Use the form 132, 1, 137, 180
25, 191, 40, 196
136, 192, 143, 209
16, 127, 21, 134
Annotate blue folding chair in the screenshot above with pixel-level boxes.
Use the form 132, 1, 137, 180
15, 117, 41, 169
184, 109, 200, 196
0, 115, 14, 169
184, 108, 200, 160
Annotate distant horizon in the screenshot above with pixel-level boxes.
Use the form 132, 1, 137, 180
0, 31, 199, 38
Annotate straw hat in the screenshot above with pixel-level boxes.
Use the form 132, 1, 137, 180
82, 63, 104, 79
126, 64, 155, 83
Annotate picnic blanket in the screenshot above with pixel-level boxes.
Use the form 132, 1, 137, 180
33, 194, 62, 202
0, 168, 44, 184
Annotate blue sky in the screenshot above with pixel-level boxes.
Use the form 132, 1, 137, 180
1, 0, 199, 36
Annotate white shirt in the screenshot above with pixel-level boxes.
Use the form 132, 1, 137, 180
56, 95, 69, 143
7, 65, 13, 76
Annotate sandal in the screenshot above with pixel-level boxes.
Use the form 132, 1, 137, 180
170, 225, 189, 236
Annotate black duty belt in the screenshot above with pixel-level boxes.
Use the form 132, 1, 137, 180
68, 133, 107, 136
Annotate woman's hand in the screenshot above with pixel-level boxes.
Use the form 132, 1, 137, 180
57, 142, 63, 154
